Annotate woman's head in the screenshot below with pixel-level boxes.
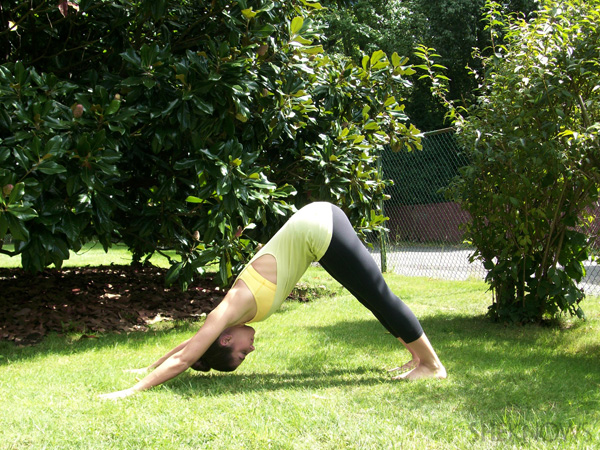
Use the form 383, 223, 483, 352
191, 325, 255, 372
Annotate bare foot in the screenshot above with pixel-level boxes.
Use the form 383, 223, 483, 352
392, 363, 447, 381
387, 359, 419, 373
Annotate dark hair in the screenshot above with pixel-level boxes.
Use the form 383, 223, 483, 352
190, 336, 238, 372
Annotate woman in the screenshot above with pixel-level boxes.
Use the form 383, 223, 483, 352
100, 202, 445, 399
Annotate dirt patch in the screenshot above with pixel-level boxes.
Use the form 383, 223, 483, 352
0, 265, 225, 345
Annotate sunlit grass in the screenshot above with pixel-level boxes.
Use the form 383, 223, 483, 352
1, 264, 599, 449
0, 242, 176, 269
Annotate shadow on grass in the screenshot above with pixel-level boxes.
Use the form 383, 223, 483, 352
153, 315, 600, 429
0, 322, 203, 365
3, 312, 600, 420
306, 313, 600, 374
168, 366, 390, 397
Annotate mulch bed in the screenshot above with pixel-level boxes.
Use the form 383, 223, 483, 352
0, 265, 225, 345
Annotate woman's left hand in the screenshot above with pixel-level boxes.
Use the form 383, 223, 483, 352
98, 388, 137, 400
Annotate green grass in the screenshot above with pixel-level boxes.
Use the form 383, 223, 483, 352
1, 265, 600, 449
0, 242, 177, 268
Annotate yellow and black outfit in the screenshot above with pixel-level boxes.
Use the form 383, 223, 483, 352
236, 202, 333, 322
235, 202, 424, 344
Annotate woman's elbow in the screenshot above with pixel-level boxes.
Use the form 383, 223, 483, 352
170, 355, 194, 372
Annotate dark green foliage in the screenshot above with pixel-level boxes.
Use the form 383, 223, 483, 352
0, 0, 421, 288
318, 0, 539, 130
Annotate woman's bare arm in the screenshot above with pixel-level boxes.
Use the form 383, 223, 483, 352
129, 319, 224, 391
99, 284, 256, 399
123, 339, 192, 374
99, 316, 226, 399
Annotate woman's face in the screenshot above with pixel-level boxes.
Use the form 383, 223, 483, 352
224, 325, 256, 366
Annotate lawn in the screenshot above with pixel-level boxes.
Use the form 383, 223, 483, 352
0, 242, 176, 269
1, 248, 599, 449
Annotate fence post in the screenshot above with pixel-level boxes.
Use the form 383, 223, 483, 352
377, 154, 388, 272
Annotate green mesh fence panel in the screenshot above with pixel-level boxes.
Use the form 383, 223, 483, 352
369, 128, 600, 296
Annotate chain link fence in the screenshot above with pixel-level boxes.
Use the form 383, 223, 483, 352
369, 128, 600, 297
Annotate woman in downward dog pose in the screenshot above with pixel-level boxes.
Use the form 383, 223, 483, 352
100, 202, 445, 399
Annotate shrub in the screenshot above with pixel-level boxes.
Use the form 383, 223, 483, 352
443, 0, 600, 322
0, 0, 421, 288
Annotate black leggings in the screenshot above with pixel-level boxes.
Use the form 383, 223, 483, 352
319, 205, 424, 343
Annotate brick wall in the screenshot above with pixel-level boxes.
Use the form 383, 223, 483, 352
385, 201, 600, 247
384, 202, 470, 244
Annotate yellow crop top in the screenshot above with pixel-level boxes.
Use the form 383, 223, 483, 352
235, 202, 333, 322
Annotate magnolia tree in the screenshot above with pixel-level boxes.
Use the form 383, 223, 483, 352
442, 0, 600, 322
0, 0, 420, 288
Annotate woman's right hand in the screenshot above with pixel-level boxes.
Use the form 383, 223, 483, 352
99, 388, 137, 400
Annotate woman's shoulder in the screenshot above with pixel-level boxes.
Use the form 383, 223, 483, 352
208, 282, 257, 326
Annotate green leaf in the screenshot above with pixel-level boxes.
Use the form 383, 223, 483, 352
108, 123, 126, 135
290, 17, 304, 36
52, 237, 70, 261
191, 97, 214, 115
299, 45, 323, 54
38, 161, 67, 175
162, 99, 180, 117
384, 96, 396, 107
361, 105, 371, 119
59, 213, 86, 244
0, 148, 10, 164
45, 135, 63, 155
185, 196, 206, 204
30, 136, 42, 158
300, 0, 324, 9
292, 36, 313, 45
140, 44, 158, 68
9, 182, 25, 204
0, 109, 12, 130
121, 48, 141, 67
364, 121, 380, 130
370, 50, 386, 67
252, 24, 276, 38
142, 77, 157, 89
121, 76, 145, 87
105, 99, 121, 116
165, 262, 183, 286
217, 176, 231, 195
391, 52, 402, 68
241, 8, 257, 19
0, 214, 8, 238
7, 205, 38, 221
5, 213, 29, 241
14, 61, 27, 85
174, 159, 198, 170
219, 256, 232, 283
362, 55, 370, 71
